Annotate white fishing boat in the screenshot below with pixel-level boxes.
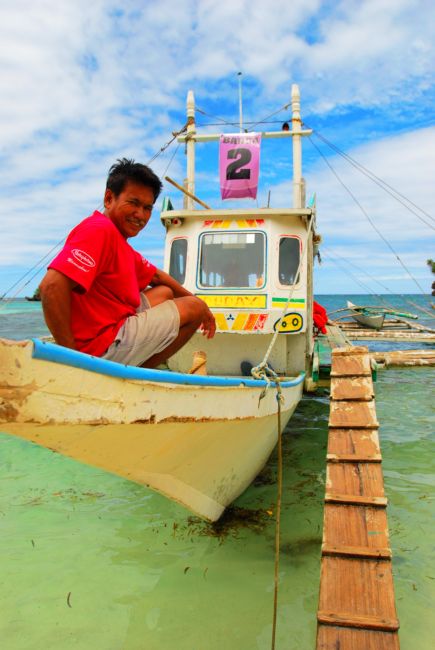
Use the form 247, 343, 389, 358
347, 300, 385, 330
0, 85, 318, 521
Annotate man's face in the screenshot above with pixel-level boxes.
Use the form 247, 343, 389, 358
104, 180, 155, 239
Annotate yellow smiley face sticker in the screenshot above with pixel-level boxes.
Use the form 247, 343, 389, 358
273, 312, 303, 333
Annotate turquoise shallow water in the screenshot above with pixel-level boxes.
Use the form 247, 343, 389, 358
0, 296, 434, 648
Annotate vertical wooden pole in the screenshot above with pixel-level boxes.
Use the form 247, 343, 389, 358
291, 84, 302, 209
186, 90, 196, 210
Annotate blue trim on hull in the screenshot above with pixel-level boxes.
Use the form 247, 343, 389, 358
31, 339, 305, 389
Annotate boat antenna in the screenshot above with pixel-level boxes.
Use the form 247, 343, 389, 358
237, 72, 243, 133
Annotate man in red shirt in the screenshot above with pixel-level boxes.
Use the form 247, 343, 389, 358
40, 159, 216, 368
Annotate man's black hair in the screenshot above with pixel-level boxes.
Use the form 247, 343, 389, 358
106, 158, 163, 201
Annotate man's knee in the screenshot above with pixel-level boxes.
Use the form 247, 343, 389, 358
175, 295, 206, 326
145, 285, 174, 307
159, 286, 174, 301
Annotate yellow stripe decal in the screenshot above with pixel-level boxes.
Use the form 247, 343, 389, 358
214, 313, 229, 330
272, 298, 305, 309
201, 219, 265, 229
272, 303, 305, 310
232, 313, 249, 330
196, 294, 267, 309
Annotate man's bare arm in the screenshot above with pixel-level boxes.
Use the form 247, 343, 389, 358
151, 268, 193, 298
150, 268, 216, 338
39, 270, 78, 349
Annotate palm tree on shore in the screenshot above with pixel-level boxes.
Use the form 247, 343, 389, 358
427, 259, 435, 297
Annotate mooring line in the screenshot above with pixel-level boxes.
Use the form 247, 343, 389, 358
271, 395, 283, 650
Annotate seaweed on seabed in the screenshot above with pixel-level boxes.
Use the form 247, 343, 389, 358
185, 506, 270, 543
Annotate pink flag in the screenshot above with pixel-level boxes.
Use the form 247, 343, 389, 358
219, 133, 261, 200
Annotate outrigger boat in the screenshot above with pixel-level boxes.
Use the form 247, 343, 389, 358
0, 85, 318, 521
329, 301, 419, 331
347, 300, 385, 330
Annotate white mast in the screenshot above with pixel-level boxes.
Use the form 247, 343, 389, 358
186, 90, 196, 209
179, 84, 311, 209
237, 72, 243, 133
291, 84, 303, 209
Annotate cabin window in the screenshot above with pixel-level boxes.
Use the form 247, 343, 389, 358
279, 237, 300, 285
198, 232, 265, 288
169, 238, 187, 284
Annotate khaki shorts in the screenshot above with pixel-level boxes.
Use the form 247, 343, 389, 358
102, 293, 180, 366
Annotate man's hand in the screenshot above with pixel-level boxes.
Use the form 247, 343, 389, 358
200, 305, 216, 339
151, 267, 216, 337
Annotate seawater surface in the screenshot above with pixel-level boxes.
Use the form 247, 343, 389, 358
0, 296, 433, 649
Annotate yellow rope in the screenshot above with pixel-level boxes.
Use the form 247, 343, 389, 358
271, 395, 283, 650
252, 215, 315, 381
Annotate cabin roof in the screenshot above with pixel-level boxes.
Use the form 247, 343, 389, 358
161, 207, 313, 222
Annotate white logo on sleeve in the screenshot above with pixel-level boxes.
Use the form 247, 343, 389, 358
71, 249, 96, 268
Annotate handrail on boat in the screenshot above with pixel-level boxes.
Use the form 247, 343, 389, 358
31, 339, 305, 389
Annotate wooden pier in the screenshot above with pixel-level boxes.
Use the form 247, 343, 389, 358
334, 317, 435, 344
371, 348, 435, 367
316, 346, 400, 649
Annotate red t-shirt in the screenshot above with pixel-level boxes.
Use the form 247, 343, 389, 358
49, 211, 156, 356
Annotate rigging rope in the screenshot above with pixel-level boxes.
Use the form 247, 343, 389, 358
308, 128, 435, 227
196, 103, 291, 132
161, 142, 181, 178
146, 123, 188, 166
252, 216, 314, 379
322, 251, 393, 308
196, 107, 235, 126
1, 124, 188, 303
0, 239, 64, 302
322, 247, 435, 318
271, 396, 283, 650
308, 137, 429, 296
196, 120, 290, 127
250, 104, 290, 131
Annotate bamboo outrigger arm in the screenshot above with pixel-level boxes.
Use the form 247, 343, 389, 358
164, 176, 211, 210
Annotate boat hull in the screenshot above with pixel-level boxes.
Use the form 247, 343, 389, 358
0, 339, 303, 521
347, 301, 385, 330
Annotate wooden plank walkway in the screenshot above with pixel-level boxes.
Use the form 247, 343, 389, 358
316, 346, 400, 649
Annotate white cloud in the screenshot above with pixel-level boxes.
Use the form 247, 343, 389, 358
0, 0, 434, 296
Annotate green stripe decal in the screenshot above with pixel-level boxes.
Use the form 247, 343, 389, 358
272, 297, 306, 309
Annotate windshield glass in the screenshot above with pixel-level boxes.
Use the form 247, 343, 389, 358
199, 232, 265, 288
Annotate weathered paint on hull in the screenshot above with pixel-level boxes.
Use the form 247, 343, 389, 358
0, 339, 303, 520
3, 410, 298, 521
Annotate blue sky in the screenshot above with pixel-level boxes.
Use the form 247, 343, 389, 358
0, 0, 434, 297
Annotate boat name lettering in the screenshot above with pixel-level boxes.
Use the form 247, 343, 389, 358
222, 135, 260, 145
71, 249, 96, 268
196, 294, 267, 309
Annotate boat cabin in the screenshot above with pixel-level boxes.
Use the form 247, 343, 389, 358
162, 206, 314, 376
160, 85, 317, 378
